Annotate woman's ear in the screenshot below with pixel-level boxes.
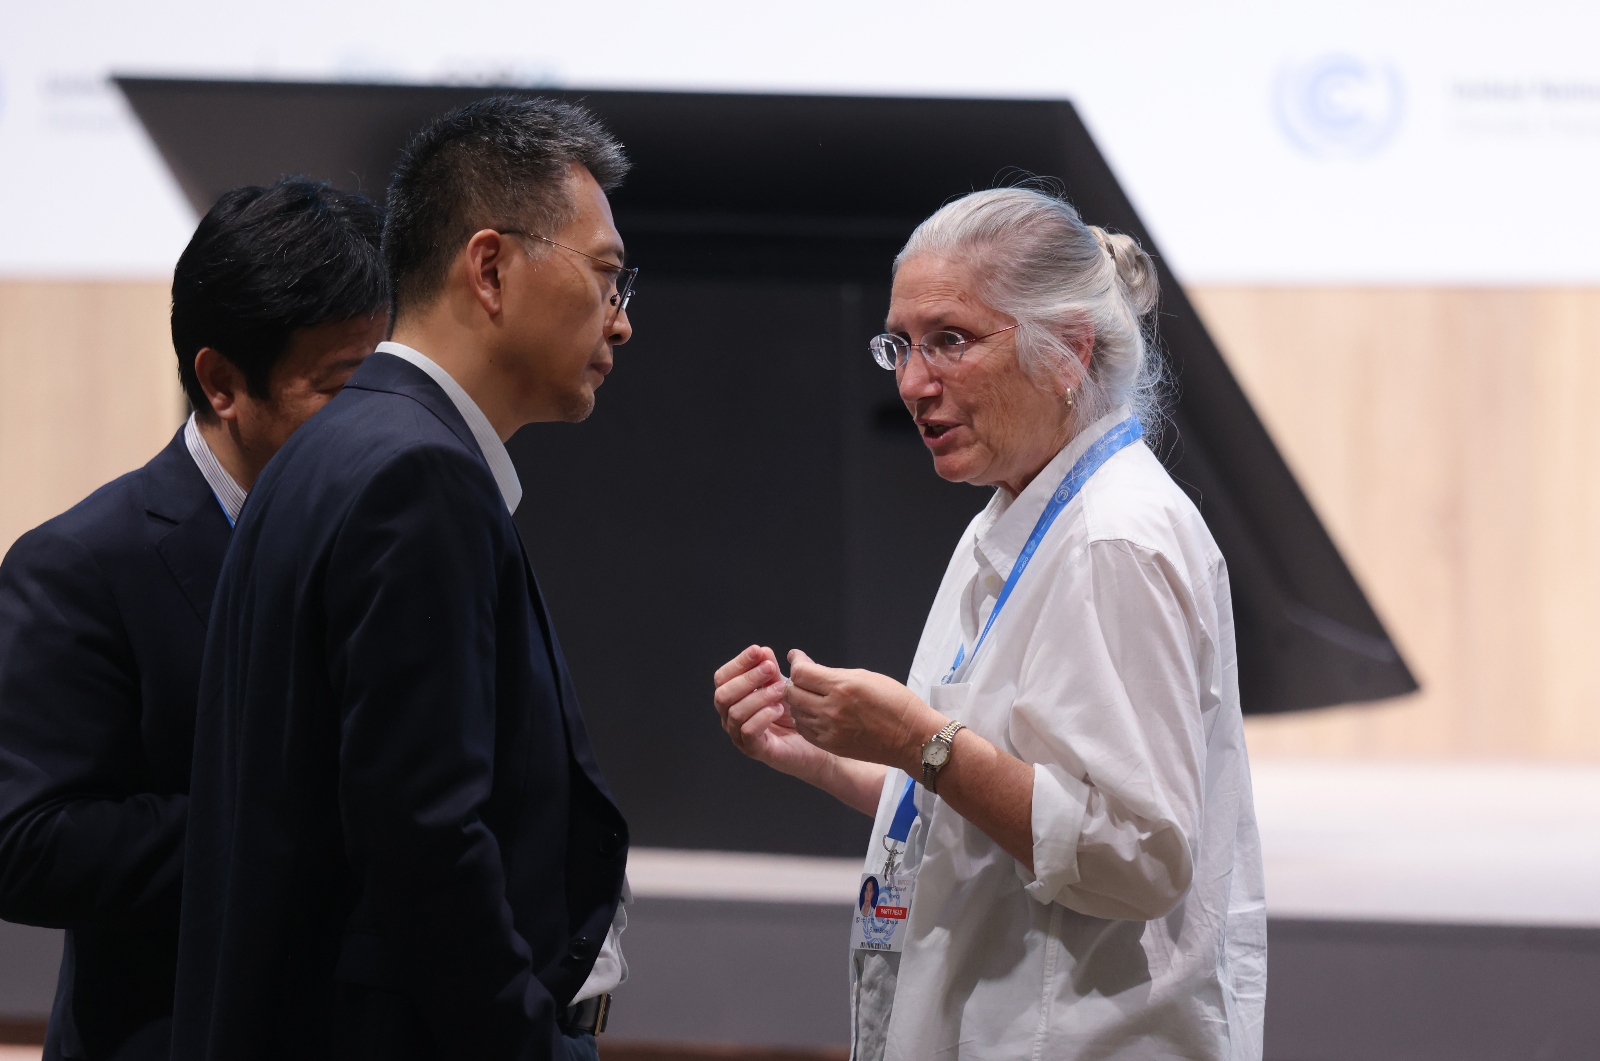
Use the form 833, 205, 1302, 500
1071, 324, 1094, 375
193, 347, 244, 423
1044, 324, 1092, 400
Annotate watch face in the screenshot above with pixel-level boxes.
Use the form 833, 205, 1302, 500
923, 741, 951, 768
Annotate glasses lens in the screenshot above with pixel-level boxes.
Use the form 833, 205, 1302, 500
922, 331, 969, 364
870, 334, 906, 370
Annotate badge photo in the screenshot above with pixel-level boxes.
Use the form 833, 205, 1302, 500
853, 869, 914, 952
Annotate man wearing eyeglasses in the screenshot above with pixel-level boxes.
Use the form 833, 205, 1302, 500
171, 97, 635, 1061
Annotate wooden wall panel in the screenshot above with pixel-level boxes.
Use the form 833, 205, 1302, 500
1190, 288, 1600, 761
0, 281, 182, 558
3, 281, 1598, 761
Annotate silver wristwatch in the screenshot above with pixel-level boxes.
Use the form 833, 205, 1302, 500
920, 721, 966, 793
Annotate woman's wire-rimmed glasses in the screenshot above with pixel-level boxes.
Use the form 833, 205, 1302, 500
869, 325, 1019, 371
497, 229, 637, 325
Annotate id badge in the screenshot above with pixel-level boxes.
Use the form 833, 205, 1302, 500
852, 867, 916, 953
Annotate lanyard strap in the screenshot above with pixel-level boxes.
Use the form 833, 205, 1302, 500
881, 776, 919, 876
886, 776, 919, 844
944, 417, 1144, 684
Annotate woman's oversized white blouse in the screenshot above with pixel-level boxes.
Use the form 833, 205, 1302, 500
854, 409, 1267, 1060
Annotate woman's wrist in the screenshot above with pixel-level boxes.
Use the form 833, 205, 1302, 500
785, 744, 835, 787
811, 749, 850, 795
820, 755, 890, 816
764, 733, 843, 791
897, 696, 950, 777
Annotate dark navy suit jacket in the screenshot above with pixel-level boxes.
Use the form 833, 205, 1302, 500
0, 429, 231, 1060
171, 353, 627, 1061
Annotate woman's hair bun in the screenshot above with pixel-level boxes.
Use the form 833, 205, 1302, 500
1089, 226, 1159, 317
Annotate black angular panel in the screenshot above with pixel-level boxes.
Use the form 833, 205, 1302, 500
116, 79, 1416, 853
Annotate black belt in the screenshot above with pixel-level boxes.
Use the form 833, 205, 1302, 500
559, 993, 611, 1036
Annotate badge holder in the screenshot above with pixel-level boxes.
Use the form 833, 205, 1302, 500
853, 777, 921, 953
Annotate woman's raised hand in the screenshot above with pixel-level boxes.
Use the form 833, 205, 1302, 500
784, 650, 945, 772
713, 645, 831, 779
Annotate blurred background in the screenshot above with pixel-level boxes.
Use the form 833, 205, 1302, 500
2, 2, 1598, 1058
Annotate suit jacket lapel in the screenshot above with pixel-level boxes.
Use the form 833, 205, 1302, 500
142, 428, 233, 624
515, 538, 621, 807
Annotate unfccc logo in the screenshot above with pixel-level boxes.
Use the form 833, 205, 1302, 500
1275, 55, 1404, 159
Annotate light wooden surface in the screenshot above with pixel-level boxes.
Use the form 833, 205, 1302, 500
1, 281, 1597, 761
0, 281, 182, 556
1191, 287, 1600, 761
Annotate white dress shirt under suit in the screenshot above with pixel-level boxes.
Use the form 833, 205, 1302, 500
183, 413, 248, 525
853, 408, 1266, 1061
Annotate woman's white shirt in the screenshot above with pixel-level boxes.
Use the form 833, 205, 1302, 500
855, 408, 1267, 1061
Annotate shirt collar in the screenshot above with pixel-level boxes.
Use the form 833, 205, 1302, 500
376, 341, 523, 515
973, 406, 1134, 579
183, 413, 249, 527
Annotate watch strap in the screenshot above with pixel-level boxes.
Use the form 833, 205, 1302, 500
922, 720, 966, 793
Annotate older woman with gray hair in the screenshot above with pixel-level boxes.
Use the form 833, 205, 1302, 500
713, 187, 1265, 1060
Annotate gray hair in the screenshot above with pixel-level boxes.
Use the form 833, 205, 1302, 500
894, 187, 1165, 434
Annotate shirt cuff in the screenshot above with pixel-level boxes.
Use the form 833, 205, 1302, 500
1016, 763, 1090, 905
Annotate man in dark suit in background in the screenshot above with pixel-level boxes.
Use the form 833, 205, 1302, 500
172, 97, 634, 1061
0, 180, 388, 1061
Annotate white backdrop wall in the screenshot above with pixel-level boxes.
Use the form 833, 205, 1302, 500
2, 0, 1598, 283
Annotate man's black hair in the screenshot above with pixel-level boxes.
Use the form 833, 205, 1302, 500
384, 95, 629, 313
172, 179, 388, 417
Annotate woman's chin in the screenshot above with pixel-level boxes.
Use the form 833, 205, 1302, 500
930, 450, 982, 485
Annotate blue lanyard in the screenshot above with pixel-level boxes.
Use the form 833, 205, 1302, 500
880, 775, 919, 877
886, 776, 919, 843
943, 417, 1143, 684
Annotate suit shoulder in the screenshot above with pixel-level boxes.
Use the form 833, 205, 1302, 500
247, 389, 502, 539
0, 504, 127, 623
317, 432, 513, 578
354, 434, 507, 515
1, 465, 150, 572
289, 384, 476, 472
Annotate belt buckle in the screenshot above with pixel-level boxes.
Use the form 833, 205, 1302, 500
564, 992, 611, 1036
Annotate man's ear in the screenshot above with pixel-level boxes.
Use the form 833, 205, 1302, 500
193, 347, 245, 423
462, 229, 510, 318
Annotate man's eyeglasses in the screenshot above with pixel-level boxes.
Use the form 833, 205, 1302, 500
497, 230, 637, 325
869, 325, 1019, 371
